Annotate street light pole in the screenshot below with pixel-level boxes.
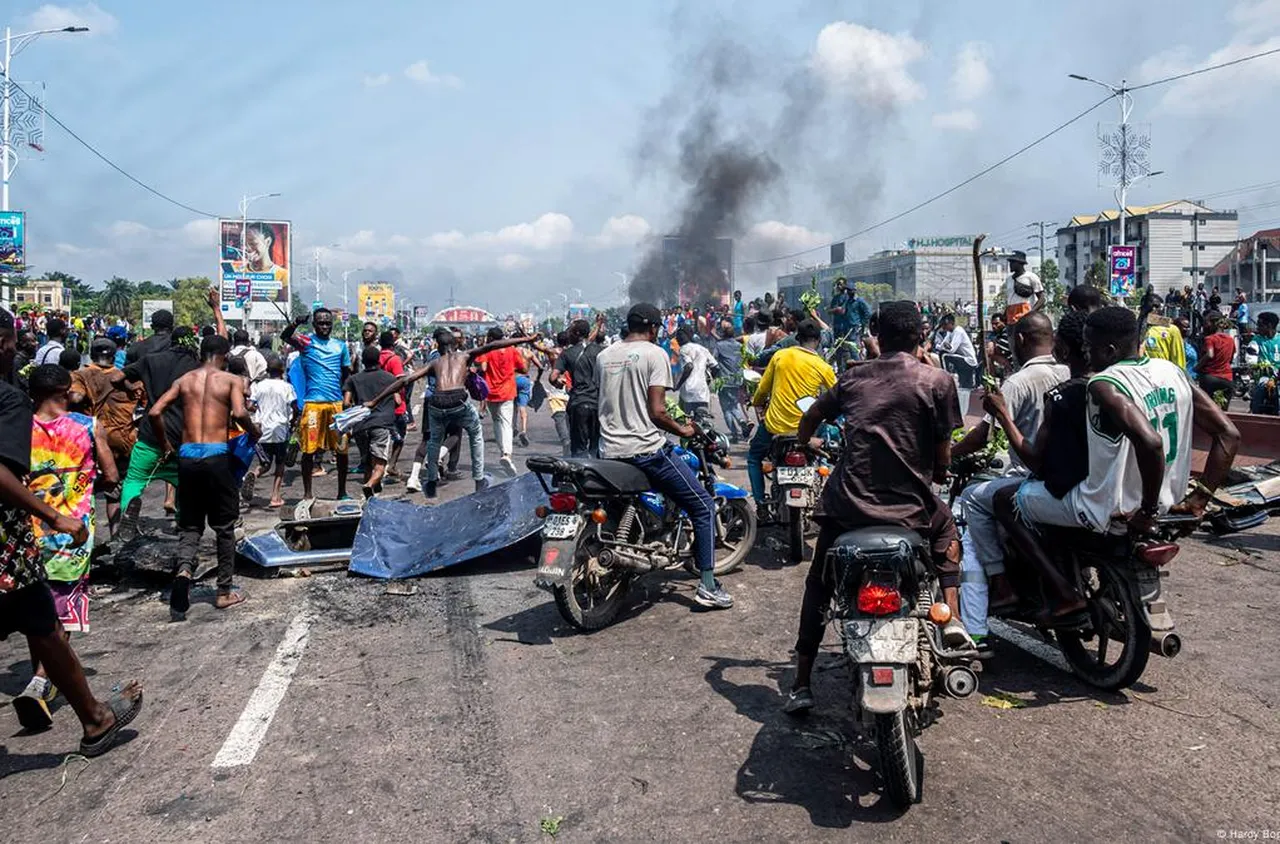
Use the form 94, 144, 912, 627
1068, 73, 1137, 247
1, 24, 89, 304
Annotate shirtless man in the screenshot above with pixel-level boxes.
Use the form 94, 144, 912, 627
149, 335, 261, 619
367, 330, 539, 500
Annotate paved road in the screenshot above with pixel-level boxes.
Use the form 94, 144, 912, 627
1, 402, 1277, 842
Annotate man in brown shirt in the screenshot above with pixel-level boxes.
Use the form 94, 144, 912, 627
69, 338, 140, 534
785, 301, 970, 715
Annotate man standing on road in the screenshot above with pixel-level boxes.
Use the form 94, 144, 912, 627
596, 303, 733, 609
784, 301, 971, 715
377, 331, 408, 478
732, 289, 746, 334
951, 312, 1067, 648
34, 317, 68, 367
282, 308, 352, 502
476, 326, 526, 477
1247, 311, 1280, 415
229, 329, 268, 383
552, 317, 603, 458
676, 327, 717, 430
149, 334, 260, 619
1004, 251, 1045, 324
935, 312, 979, 388
713, 320, 752, 443
747, 320, 836, 522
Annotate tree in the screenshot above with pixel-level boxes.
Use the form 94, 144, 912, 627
171, 277, 217, 327
1040, 258, 1065, 313
853, 281, 895, 304
100, 276, 135, 318
290, 290, 308, 320
1084, 259, 1107, 288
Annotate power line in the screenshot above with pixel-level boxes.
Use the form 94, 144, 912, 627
1129, 45, 1280, 92
5, 78, 221, 219
737, 94, 1113, 267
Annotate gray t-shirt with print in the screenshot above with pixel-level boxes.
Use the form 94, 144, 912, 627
595, 340, 672, 459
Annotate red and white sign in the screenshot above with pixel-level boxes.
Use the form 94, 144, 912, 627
431, 306, 495, 323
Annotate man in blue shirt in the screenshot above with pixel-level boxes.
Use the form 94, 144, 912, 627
283, 308, 352, 500
731, 289, 745, 334
1248, 311, 1280, 415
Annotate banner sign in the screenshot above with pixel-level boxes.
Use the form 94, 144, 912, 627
357, 282, 395, 324
412, 305, 430, 328
0, 211, 26, 273
1109, 245, 1137, 298
141, 299, 174, 332
219, 219, 291, 320
431, 306, 495, 324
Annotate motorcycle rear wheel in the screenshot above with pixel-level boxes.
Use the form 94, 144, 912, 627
553, 534, 633, 631
712, 498, 758, 575
1057, 564, 1150, 690
875, 708, 922, 809
787, 508, 806, 563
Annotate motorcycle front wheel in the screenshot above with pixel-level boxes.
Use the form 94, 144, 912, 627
712, 498, 758, 575
787, 507, 806, 563
875, 708, 922, 809
553, 531, 633, 631
1057, 563, 1150, 690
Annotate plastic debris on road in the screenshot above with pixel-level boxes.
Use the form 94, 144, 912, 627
348, 473, 545, 579
980, 691, 1027, 710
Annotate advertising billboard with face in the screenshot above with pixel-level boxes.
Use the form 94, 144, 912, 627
219, 219, 291, 320
0, 211, 26, 273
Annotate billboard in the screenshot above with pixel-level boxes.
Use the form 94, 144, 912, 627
219, 219, 291, 320
431, 306, 495, 324
357, 283, 395, 324
412, 305, 431, 328
0, 211, 26, 274
1109, 245, 1137, 298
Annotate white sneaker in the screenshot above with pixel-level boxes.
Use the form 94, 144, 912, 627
500, 456, 517, 477
406, 462, 422, 493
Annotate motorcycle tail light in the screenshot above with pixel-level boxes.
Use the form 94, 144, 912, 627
549, 492, 578, 513
783, 451, 808, 467
535, 505, 549, 518
857, 581, 902, 615
1137, 542, 1179, 566
870, 667, 896, 686
762, 460, 774, 473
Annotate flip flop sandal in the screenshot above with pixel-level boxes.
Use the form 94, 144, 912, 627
79, 688, 143, 758
12, 692, 53, 732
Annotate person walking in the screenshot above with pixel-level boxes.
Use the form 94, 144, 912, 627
476, 326, 527, 477
282, 309, 352, 502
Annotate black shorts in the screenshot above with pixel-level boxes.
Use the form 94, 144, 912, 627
256, 441, 289, 469
0, 582, 58, 640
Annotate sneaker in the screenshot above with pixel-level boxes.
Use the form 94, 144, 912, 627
361, 485, 376, 500
694, 580, 734, 609
13, 677, 55, 731
169, 573, 191, 622
783, 686, 815, 716
942, 618, 976, 649
475, 478, 490, 493
406, 476, 422, 494
741, 422, 755, 441
499, 456, 517, 477
424, 480, 439, 501
518, 431, 530, 447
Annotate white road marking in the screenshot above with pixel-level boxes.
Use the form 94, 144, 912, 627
212, 609, 313, 768
989, 618, 1071, 674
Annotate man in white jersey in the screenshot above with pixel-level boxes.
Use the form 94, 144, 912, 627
1015, 306, 1239, 536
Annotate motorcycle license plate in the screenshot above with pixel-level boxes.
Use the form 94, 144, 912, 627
542, 513, 582, 540
844, 618, 918, 663
776, 466, 814, 484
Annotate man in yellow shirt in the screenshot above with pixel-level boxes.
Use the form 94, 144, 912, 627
747, 320, 836, 520
1144, 315, 1186, 370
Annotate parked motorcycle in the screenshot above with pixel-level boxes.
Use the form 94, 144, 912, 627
762, 398, 838, 563
828, 526, 980, 808
950, 458, 1196, 690
527, 427, 758, 630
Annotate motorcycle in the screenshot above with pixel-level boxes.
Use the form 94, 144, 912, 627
950, 457, 1196, 690
828, 526, 980, 808
763, 398, 838, 563
527, 426, 758, 630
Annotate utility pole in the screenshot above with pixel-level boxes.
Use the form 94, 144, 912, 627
1026, 221, 1057, 262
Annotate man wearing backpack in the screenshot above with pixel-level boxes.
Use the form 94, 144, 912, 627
229, 329, 268, 383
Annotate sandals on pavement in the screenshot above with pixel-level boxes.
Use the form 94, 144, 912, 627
79, 684, 143, 758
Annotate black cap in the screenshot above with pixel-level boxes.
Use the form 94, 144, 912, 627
1007, 250, 1028, 264
627, 302, 662, 327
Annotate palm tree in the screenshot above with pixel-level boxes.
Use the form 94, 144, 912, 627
100, 276, 136, 319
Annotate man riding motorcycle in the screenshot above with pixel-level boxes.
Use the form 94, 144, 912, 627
1003, 306, 1239, 563
746, 320, 836, 523
952, 312, 1068, 648
783, 301, 970, 715
594, 303, 733, 610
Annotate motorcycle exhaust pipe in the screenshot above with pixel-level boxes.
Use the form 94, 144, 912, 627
1150, 632, 1181, 658
598, 547, 653, 574
942, 665, 979, 699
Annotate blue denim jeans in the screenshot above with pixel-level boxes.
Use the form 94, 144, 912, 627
1252, 378, 1278, 415
746, 424, 775, 503
717, 387, 749, 440
624, 445, 715, 573
426, 401, 484, 482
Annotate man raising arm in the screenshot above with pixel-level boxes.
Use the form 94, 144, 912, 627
281, 309, 351, 502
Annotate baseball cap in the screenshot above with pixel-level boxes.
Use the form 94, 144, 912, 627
106, 325, 129, 341
627, 302, 662, 327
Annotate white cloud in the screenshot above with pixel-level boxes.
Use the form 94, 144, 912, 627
810, 22, 926, 107
181, 218, 219, 246
1230, 0, 1280, 28
404, 60, 463, 89
496, 253, 533, 271
951, 42, 991, 101
932, 109, 979, 131
1141, 34, 1280, 114
742, 221, 832, 255
387, 234, 413, 248
590, 214, 652, 248
340, 230, 377, 250
426, 212, 574, 252
106, 220, 151, 238
363, 73, 391, 88
24, 2, 117, 35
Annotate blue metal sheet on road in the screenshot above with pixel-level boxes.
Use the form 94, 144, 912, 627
348, 473, 546, 579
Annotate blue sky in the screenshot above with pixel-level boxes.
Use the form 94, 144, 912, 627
9, 0, 1280, 313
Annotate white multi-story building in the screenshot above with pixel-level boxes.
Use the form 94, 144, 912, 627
1056, 200, 1238, 294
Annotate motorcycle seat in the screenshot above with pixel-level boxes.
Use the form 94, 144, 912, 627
527, 455, 651, 495
829, 526, 928, 556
